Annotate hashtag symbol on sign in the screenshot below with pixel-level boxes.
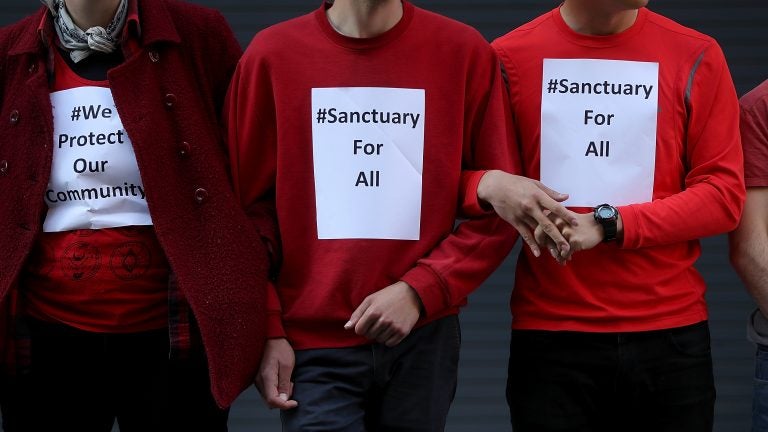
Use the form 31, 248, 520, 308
70, 106, 82, 121
547, 79, 559, 94
316, 108, 327, 124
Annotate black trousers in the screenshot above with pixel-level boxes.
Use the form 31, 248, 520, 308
3, 319, 227, 432
506, 321, 716, 432
0, 375, 15, 432
282, 315, 461, 432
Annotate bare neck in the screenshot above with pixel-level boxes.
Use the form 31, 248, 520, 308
560, 1, 639, 35
326, 0, 403, 38
63, 0, 121, 29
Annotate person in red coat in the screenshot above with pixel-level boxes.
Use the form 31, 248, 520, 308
0, 0, 270, 430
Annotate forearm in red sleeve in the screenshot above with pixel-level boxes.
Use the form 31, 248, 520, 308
620, 44, 745, 249
401, 215, 517, 316
457, 59, 523, 219
402, 46, 519, 316
224, 51, 281, 255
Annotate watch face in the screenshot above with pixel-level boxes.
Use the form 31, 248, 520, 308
597, 206, 616, 219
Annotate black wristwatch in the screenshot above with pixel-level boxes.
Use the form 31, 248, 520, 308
593, 203, 618, 242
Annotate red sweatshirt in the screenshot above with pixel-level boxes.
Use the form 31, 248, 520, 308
226, 1, 517, 349
465, 7, 744, 332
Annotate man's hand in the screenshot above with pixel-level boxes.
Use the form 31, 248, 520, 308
255, 338, 299, 410
345, 281, 422, 347
477, 170, 578, 258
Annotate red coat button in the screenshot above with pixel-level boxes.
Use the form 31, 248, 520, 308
194, 188, 208, 204
164, 93, 177, 108
179, 142, 191, 159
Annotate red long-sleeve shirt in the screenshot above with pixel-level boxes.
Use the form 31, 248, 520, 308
226, 1, 517, 349
467, 7, 744, 332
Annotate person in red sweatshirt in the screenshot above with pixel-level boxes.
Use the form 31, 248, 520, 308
460, 0, 745, 430
225, 0, 578, 429
730, 79, 768, 431
0, 0, 269, 431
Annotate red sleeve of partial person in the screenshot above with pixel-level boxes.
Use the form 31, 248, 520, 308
224, 46, 285, 337
740, 82, 768, 187
619, 42, 745, 249
401, 45, 519, 317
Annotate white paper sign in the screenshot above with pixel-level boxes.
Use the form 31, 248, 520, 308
540, 59, 659, 207
312, 87, 425, 240
44, 86, 152, 232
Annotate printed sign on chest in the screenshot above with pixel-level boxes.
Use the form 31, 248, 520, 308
539, 58, 659, 207
45, 86, 152, 232
311, 87, 425, 240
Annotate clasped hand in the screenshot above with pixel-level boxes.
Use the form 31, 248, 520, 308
477, 171, 605, 263
533, 211, 604, 264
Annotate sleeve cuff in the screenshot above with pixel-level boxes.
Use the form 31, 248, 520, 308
460, 170, 492, 217
266, 281, 286, 338
267, 311, 287, 339
617, 204, 639, 249
401, 265, 449, 318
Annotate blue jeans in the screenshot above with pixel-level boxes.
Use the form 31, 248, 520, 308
282, 315, 461, 432
507, 321, 716, 432
755, 344, 768, 432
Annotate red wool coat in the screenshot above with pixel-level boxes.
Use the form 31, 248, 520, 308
0, 0, 268, 407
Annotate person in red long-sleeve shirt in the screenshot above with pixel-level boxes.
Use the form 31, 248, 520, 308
463, 0, 745, 430
225, 0, 578, 429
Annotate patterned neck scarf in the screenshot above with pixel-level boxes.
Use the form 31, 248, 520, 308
40, 0, 128, 63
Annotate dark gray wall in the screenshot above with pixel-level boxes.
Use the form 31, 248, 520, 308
1, 1, 765, 431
